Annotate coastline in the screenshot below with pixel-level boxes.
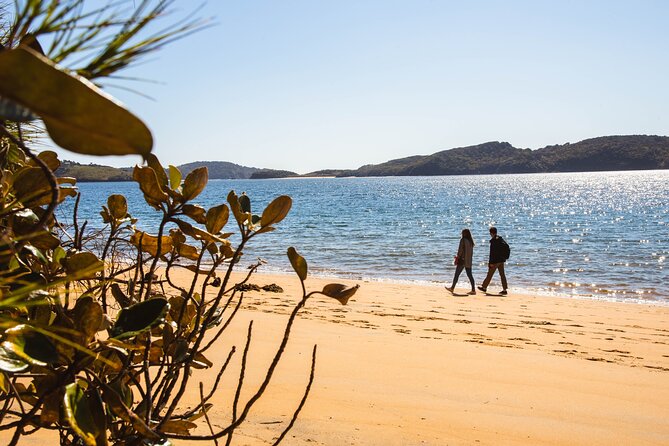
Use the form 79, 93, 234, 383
9, 270, 668, 445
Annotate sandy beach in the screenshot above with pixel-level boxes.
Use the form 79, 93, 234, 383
9, 271, 669, 446
163, 270, 669, 445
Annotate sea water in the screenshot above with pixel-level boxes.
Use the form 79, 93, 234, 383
60, 170, 669, 303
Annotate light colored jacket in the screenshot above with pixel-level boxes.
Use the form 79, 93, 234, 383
457, 238, 474, 268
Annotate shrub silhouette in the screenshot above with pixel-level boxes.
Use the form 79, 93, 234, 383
0, 2, 358, 445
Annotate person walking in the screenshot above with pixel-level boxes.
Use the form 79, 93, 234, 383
478, 226, 509, 295
446, 229, 476, 295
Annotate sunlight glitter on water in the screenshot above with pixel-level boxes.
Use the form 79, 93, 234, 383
63, 170, 669, 303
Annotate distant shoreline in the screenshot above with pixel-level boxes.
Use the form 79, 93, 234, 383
67, 168, 669, 182
56, 134, 669, 181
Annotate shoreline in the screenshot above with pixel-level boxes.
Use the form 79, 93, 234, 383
235, 265, 669, 307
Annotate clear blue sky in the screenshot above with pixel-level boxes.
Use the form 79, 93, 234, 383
55, 0, 669, 173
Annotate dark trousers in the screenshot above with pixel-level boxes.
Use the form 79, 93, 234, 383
481, 262, 508, 290
451, 265, 475, 290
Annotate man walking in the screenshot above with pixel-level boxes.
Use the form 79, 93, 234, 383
478, 226, 509, 295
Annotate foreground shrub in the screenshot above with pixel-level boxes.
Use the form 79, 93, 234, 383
0, 2, 358, 444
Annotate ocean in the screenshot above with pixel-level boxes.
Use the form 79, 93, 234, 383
59, 170, 669, 304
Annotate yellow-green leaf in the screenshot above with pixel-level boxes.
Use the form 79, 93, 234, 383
63, 383, 106, 446
287, 247, 308, 281
0, 47, 152, 157
64, 252, 104, 279
2, 325, 58, 366
168, 165, 182, 190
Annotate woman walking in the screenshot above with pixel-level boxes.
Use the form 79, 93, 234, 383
446, 229, 476, 295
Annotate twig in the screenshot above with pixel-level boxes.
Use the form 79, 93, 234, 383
199, 382, 218, 446
225, 321, 253, 446
273, 345, 318, 445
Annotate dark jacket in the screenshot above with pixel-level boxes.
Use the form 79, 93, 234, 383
488, 236, 507, 264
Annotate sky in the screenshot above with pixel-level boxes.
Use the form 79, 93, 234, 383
51, 0, 669, 174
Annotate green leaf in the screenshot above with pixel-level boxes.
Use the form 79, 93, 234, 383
0, 345, 30, 373
0, 372, 9, 393
0, 47, 152, 157
205, 204, 229, 234
260, 195, 292, 228
110, 298, 169, 339
22, 244, 47, 263
53, 246, 67, 264
107, 194, 128, 220
287, 247, 308, 281
63, 383, 107, 446
181, 167, 208, 201
168, 165, 182, 190
320, 283, 360, 305
2, 325, 58, 366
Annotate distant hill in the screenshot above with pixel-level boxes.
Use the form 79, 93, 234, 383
249, 169, 298, 179
303, 169, 356, 177
55, 135, 669, 182
56, 161, 132, 182
177, 161, 262, 179
346, 135, 669, 177
57, 160, 292, 181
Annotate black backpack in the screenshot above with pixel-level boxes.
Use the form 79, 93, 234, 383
500, 239, 511, 260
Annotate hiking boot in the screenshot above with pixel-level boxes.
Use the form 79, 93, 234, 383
499, 290, 508, 295
467, 290, 476, 295
477, 286, 486, 292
